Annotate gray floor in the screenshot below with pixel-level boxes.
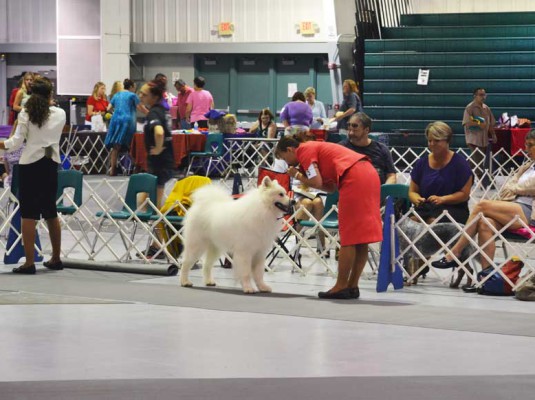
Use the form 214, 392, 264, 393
2, 263, 535, 399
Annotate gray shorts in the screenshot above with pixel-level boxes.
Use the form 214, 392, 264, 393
515, 201, 534, 225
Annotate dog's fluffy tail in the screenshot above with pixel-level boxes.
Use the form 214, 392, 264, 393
191, 184, 232, 207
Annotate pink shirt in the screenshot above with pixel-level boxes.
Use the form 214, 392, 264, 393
175, 86, 193, 119
186, 89, 214, 122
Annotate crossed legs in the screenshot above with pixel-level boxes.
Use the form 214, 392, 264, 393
442, 200, 527, 267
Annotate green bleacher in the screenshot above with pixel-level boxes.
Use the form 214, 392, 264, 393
364, 11, 535, 143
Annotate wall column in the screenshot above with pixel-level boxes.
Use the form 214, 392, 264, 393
101, 0, 130, 90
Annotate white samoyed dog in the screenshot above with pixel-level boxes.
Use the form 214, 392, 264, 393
179, 176, 293, 293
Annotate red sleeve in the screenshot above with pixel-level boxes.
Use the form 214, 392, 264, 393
87, 96, 96, 107
8, 88, 19, 107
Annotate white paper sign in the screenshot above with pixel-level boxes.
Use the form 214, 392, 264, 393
172, 71, 181, 83
417, 69, 429, 85
288, 83, 298, 97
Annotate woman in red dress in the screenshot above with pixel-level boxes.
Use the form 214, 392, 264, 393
276, 136, 382, 299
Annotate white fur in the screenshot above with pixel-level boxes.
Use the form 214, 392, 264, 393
179, 176, 291, 293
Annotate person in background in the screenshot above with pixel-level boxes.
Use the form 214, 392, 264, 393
280, 91, 313, 135
249, 109, 277, 138
432, 130, 535, 272
276, 136, 382, 300
85, 82, 109, 128
154, 73, 176, 110
0, 77, 66, 274
109, 81, 123, 101
8, 73, 25, 125
335, 79, 363, 136
186, 76, 215, 129
409, 121, 473, 224
462, 87, 496, 178
12, 72, 35, 114
138, 79, 175, 207
304, 87, 327, 130
340, 112, 396, 184
104, 79, 143, 176
173, 79, 193, 130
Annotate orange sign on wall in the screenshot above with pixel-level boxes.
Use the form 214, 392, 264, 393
218, 22, 234, 36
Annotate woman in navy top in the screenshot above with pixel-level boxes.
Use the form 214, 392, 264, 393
409, 121, 473, 223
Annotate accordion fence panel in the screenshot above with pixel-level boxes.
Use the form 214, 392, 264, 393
1, 143, 535, 290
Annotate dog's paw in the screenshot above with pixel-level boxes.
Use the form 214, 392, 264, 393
242, 287, 256, 294
205, 281, 216, 287
181, 281, 194, 287
257, 284, 272, 293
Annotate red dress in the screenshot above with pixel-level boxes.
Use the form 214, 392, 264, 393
85, 96, 109, 122
296, 141, 382, 246
8, 88, 19, 125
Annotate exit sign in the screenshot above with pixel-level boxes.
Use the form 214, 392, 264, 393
218, 22, 234, 36
300, 21, 315, 35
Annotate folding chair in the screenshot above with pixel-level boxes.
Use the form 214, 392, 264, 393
56, 170, 91, 247
186, 133, 225, 177
253, 167, 304, 271
90, 173, 157, 259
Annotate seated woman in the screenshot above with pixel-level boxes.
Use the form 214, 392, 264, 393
409, 121, 473, 224
433, 130, 535, 271
249, 109, 277, 138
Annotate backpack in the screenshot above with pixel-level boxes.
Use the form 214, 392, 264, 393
477, 257, 523, 296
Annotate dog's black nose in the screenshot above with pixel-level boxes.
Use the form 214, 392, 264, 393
290, 199, 296, 206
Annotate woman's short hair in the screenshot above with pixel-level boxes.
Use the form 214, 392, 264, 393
291, 91, 305, 102
275, 135, 301, 157
304, 87, 316, 97
350, 112, 372, 130
123, 79, 135, 90
193, 76, 206, 88
425, 121, 453, 143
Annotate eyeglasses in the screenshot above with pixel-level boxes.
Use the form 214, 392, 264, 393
526, 142, 535, 148
348, 123, 360, 129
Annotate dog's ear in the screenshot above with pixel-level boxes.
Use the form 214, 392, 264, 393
261, 175, 272, 188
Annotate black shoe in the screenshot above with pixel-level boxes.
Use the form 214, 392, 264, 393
318, 288, 352, 299
43, 260, 63, 270
431, 257, 457, 269
349, 287, 360, 299
12, 265, 36, 274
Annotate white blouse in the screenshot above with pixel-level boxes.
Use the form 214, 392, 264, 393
4, 107, 66, 165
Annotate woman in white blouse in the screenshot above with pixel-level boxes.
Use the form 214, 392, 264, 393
304, 87, 327, 130
0, 77, 66, 274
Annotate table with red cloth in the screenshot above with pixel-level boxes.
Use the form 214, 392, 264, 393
130, 132, 206, 171
510, 127, 532, 155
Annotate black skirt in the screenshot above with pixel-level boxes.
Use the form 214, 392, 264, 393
19, 157, 59, 220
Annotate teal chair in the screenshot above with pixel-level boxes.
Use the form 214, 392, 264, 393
91, 173, 157, 258
380, 183, 410, 211
56, 170, 91, 247
186, 133, 225, 177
